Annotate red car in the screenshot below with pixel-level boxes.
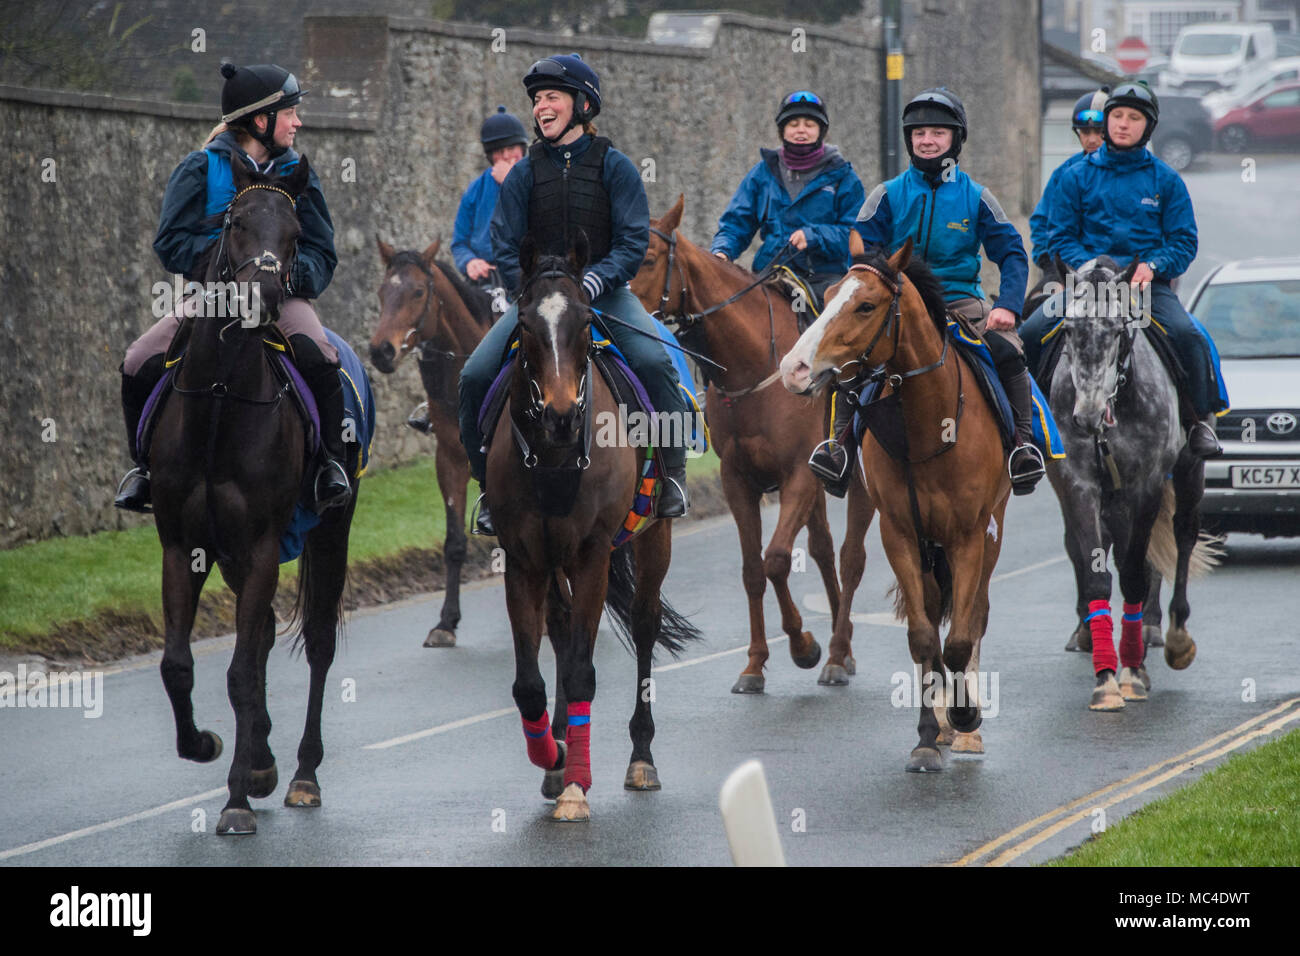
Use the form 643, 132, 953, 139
1216, 81, 1300, 151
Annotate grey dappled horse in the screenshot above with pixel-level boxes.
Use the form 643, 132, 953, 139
1042, 257, 1217, 711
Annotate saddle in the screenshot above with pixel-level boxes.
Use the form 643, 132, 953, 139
767, 265, 821, 332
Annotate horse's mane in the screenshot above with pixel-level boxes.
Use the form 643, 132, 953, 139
852, 249, 949, 330
432, 259, 494, 329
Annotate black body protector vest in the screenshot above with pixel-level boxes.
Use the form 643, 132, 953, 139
527, 136, 613, 263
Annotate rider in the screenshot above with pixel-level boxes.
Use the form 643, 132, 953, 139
458, 53, 693, 535
820, 87, 1045, 496
1029, 87, 1108, 269
710, 90, 865, 309
452, 106, 529, 285
114, 62, 350, 514
1021, 82, 1223, 458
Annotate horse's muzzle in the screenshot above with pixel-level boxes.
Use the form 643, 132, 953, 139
541, 403, 582, 445
369, 341, 397, 374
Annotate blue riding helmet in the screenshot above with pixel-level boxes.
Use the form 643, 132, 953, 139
523, 53, 602, 122
1072, 88, 1110, 131
480, 105, 529, 154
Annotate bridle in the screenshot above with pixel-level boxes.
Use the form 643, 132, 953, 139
211, 183, 299, 305
383, 256, 475, 364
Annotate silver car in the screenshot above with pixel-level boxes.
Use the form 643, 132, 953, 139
1187, 257, 1300, 537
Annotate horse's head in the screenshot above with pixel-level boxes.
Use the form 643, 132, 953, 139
630, 194, 685, 320
370, 237, 443, 373
221, 152, 309, 322
1058, 256, 1140, 434
515, 231, 592, 447
781, 236, 915, 395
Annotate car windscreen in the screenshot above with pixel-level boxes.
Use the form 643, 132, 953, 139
1178, 35, 1245, 56
1193, 279, 1300, 357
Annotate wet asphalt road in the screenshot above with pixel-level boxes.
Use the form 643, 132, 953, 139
3, 487, 1298, 867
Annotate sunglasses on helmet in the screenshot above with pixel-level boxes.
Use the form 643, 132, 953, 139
1073, 109, 1104, 125
528, 59, 569, 78
784, 90, 823, 106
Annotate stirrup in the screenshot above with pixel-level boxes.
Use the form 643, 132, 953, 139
470, 492, 495, 536
809, 437, 852, 481
655, 473, 689, 519
113, 466, 153, 514
406, 401, 433, 434
1008, 443, 1046, 496
313, 458, 352, 514
1187, 420, 1222, 459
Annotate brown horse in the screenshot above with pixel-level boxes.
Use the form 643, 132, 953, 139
489, 233, 700, 821
630, 195, 870, 692
369, 238, 493, 647
781, 238, 1008, 772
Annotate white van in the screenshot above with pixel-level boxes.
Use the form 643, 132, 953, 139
1203, 56, 1300, 118
1163, 22, 1277, 94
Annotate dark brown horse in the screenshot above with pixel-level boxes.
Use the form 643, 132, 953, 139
489, 234, 699, 821
630, 196, 869, 692
369, 237, 493, 647
151, 155, 357, 834
781, 238, 1007, 771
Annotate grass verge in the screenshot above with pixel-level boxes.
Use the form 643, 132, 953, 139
1050, 727, 1300, 866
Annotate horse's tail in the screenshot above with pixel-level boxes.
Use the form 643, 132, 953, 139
888, 545, 954, 626
1146, 480, 1224, 580
285, 540, 348, 654
603, 546, 702, 659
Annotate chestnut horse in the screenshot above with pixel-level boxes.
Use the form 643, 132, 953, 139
630, 195, 871, 692
488, 234, 700, 821
781, 238, 1008, 772
369, 238, 493, 647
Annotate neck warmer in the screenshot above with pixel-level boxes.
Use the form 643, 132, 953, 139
782, 140, 825, 171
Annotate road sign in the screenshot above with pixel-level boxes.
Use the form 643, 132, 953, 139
1116, 35, 1150, 74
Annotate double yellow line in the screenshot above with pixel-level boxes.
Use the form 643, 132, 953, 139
953, 697, 1300, 867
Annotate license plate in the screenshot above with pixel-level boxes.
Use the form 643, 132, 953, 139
1231, 465, 1300, 489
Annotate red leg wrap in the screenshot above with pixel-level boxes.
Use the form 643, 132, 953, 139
522, 710, 558, 770
1119, 602, 1144, 669
1088, 599, 1117, 674
563, 702, 592, 793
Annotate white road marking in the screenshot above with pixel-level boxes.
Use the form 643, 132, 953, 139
364, 706, 519, 750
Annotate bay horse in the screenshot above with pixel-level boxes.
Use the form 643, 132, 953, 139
151, 154, 357, 835
488, 233, 700, 821
1038, 256, 1217, 710
781, 238, 1005, 772
369, 237, 493, 647
630, 195, 869, 693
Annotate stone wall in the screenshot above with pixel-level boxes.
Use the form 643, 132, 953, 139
0, 7, 1039, 547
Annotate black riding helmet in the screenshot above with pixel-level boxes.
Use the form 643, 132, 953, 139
902, 87, 967, 172
522, 53, 602, 141
1072, 87, 1110, 131
776, 90, 829, 141
1103, 82, 1159, 149
220, 62, 307, 159
480, 105, 529, 156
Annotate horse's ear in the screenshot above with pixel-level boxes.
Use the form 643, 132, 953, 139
848, 228, 865, 260
1117, 257, 1141, 284
280, 153, 310, 199
889, 237, 914, 272
569, 229, 590, 275
422, 236, 441, 265
660, 194, 684, 234
519, 234, 538, 279
376, 235, 395, 266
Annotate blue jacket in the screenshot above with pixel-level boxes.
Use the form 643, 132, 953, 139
1029, 150, 1088, 265
451, 168, 500, 274
490, 134, 649, 300
855, 164, 1030, 316
153, 129, 337, 297
711, 147, 865, 275
1046, 143, 1197, 280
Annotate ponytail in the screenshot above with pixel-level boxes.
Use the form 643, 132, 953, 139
201, 122, 228, 147
583, 121, 597, 136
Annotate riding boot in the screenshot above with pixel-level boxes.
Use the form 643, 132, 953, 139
655, 445, 690, 519
1186, 414, 1222, 458
809, 388, 854, 498
1003, 366, 1046, 496
114, 356, 164, 513
470, 487, 495, 536
304, 367, 352, 514
407, 400, 433, 434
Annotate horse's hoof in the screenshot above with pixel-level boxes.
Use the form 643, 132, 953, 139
248, 763, 278, 799
947, 705, 982, 734
844, 655, 857, 676
541, 741, 567, 800
791, 634, 822, 670
624, 760, 661, 791
1137, 665, 1151, 690
951, 730, 984, 754
731, 674, 765, 694
552, 783, 590, 821
1143, 624, 1164, 648
1065, 622, 1092, 652
284, 780, 321, 808
186, 730, 223, 764
216, 808, 257, 836
1164, 627, 1196, 670
905, 747, 944, 773
423, 627, 456, 648
936, 724, 955, 746
817, 662, 851, 686
1118, 667, 1148, 702
1089, 673, 1127, 711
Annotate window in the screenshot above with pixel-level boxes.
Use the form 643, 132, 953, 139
1262, 87, 1300, 108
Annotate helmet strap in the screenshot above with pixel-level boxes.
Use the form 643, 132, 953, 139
249, 110, 287, 159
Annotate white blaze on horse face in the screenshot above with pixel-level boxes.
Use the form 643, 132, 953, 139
537, 291, 569, 380
780, 276, 863, 392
